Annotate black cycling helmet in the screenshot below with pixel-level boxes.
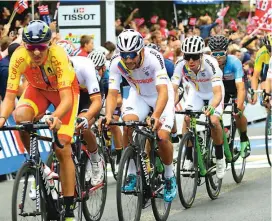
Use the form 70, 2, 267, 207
22, 20, 52, 44
262, 35, 272, 52
208, 35, 229, 51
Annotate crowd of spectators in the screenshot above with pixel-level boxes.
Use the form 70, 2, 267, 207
0, 4, 270, 99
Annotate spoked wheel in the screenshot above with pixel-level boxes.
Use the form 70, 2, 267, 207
46, 150, 83, 221
116, 146, 143, 221
108, 148, 118, 181
176, 132, 198, 208
205, 139, 222, 200
265, 110, 272, 166
12, 162, 47, 221
230, 124, 246, 183
151, 157, 171, 221
81, 151, 107, 221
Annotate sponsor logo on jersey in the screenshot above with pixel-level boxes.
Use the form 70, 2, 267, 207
10, 57, 25, 80
150, 50, 164, 69
205, 59, 216, 75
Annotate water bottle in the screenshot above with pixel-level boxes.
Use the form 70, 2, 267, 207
198, 131, 206, 155
224, 128, 231, 140
142, 152, 151, 173
155, 157, 164, 174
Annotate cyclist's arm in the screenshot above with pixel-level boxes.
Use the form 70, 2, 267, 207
0, 92, 16, 119
266, 58, 272, 93
171, 59, 184, 104
210, 85, 222, 108
1, 47, 24, 119
210, 58, 223, 108
106, 89, 119, 117
84, 93, 102, 121
106, 64, 121, 117
252, 51, 264, 90
117, 93, 122, 107
153, 84, 168, 118
153, 53, 170, 118
54, 48, 78, 119
236, 82, 245, 110
53, 88, 73, 119
234, 57, 246, 110
265, 78, 271, 94
81, 60, 102, 120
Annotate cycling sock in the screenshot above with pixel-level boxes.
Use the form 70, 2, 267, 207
116, 149, 122, 164
128, 159, 136, 175
90, 149, 100, 162
240, 131, 248, 142
164, 163, 174, 179
64, 196, 75, 218
215, 144, 223, 159
186, 147, 193, 161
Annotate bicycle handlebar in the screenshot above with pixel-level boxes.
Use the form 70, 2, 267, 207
0, 120, 64, 149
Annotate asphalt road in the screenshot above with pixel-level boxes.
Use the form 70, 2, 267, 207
0, 121, 271, 221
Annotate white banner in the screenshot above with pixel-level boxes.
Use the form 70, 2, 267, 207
58, 5, 101, 27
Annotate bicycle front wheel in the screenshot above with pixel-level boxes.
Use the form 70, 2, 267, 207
265, 110, 272, 166
230, 124, 246, 183
151, 158, 171, 221
116, 146, 143, 221
12, 162, 47, 221
81, 151, 107, 221
205, 139, 222, 200
176, 132, 198, 209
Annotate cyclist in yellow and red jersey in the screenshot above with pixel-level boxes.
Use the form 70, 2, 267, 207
0, 20, 79, 221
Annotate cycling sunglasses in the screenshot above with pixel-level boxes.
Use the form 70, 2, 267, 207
120, 51, 139, 60
184, 54, 201, 61
25, 43, 49, 52
211, 51, 226, 57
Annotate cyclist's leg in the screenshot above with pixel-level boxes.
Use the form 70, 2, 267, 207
209, 93, 225, 178
111, 106, 123, 164
183, 90, 204, 167
47, 89, 79, 218
155, 90, 176, 202
14, 85, 50, 153
122, 89, 150, 190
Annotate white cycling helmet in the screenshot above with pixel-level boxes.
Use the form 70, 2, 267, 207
95, 46, 109, 56
88, 50, 106, 67
56, 40, 74, 56
181, 36, 205, 54
117, 29, 144, 53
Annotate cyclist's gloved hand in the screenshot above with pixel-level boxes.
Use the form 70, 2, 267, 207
233, 108, 243, 118
76, 117, 89, 130
147, 116, 160, 131
202, 105, 215, 116
248, 88, 257, 105
45, 116, 62, 131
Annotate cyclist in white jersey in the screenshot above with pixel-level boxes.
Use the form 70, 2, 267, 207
88, 50, 124, 167
171, 36, 226, 179
104, 29, 177, 202
57, 40, 105, 186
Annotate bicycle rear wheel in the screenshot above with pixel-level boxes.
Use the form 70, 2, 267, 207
81, 151, 107, 221
12, 162, 47, 221
205, 138, 222, 200
176, 132, 198, 208
230, 124, 246, 183
116, 146, 142, 221
265, 110, 272, 166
